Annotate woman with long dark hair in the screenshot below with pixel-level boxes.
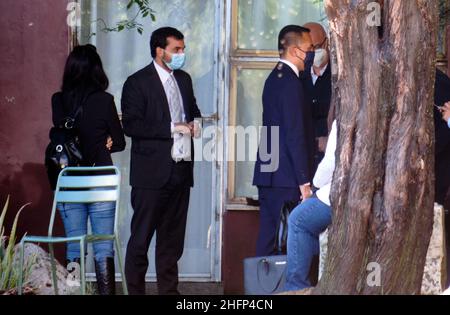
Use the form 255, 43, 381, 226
52, 44, 125, 295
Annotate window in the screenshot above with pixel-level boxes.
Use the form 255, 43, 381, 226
233, 0, 326, 56
227, 0, 326, 203
228, 63, 272, 202
438, 0, 450, 68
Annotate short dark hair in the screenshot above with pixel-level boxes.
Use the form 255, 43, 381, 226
150, 27, 184, 58
278, 25, 310, 56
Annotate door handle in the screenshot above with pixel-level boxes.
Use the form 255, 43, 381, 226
202, 113, 219, 122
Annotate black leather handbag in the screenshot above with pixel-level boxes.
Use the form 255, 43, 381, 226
243, 201, 299, 295
274, 201, 299, 254
45, 104, 84, 190
243, 255, 287, 295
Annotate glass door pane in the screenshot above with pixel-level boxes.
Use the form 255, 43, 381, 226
80, 0, 219, 281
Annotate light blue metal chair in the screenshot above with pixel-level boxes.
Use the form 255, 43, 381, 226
18, 166, 128, 295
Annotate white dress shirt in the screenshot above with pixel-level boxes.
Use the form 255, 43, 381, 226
313, 120, 337, 206
154, 61, 191, 161
311, 63, 328, 86
279, 59, 299, 77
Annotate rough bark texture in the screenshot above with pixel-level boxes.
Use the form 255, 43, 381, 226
316, 0, 438, 294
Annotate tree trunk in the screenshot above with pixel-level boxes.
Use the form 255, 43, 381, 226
316, 0, 438, 294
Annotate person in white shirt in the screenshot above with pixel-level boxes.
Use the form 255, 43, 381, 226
443, 102, 450, 128
285, 119, 337, 291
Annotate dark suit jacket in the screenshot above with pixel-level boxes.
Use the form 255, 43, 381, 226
253, 62, 315, 188
302, 64, 332, 139
52, 90, 126, 166
121, 62, 201, 189
434, 68, 450, 204
302, 64, 332, 173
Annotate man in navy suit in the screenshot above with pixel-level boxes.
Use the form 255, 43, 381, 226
253, 25, 316, 257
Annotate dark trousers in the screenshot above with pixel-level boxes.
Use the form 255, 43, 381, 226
125, 162, 191, 295
256, 186, 300, 257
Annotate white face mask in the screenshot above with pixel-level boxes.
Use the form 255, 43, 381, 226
313, 48, 328, 68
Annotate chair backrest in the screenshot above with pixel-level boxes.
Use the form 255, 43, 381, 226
48, 166, 121, 237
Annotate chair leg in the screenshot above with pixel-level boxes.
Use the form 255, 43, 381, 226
115, 235, 128, 295
18, 240, 25, 295
48, 243, 59, 295
80, 239, 86, 295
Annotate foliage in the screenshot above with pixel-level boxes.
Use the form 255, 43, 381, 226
0, 196, 34, 294
92, 0, 156, 36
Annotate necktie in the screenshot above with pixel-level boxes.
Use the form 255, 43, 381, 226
167, 75, 183, 123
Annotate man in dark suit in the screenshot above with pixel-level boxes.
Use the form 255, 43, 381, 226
302, 22, 332, 172
253, 25, 315, 257
434, 69, 450, 207
434, 68, 450, 288
121, 27, 201, 295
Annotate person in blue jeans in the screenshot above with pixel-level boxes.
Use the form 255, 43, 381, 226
285, 120, 337, 291
58, 202, 116, 262
52, 45, 126, 294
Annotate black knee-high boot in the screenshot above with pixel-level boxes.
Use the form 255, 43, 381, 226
94, 257, 116, 295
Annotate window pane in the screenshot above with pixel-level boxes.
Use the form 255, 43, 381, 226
234, 67, 272, 199
237, 0, 326, 52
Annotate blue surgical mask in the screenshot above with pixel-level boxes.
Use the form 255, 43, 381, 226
296, 47, 315, 71
303, 51, 315, 70
164, 50, 186, 70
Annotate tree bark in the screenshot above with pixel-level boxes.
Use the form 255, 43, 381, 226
316, 0, 438, 294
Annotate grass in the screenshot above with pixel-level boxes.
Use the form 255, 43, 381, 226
0, 196, 35, 294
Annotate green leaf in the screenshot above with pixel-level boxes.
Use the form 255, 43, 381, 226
0, 196, 9, 233
1, 203, 30, 289
118, 24, 125, 32
127, 0, 133, 10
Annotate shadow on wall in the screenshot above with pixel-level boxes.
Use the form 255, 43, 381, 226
0, 162, 65, 262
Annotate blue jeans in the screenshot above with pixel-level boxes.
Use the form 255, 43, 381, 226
285, 196, 332, 291
57, 201, 115, 261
